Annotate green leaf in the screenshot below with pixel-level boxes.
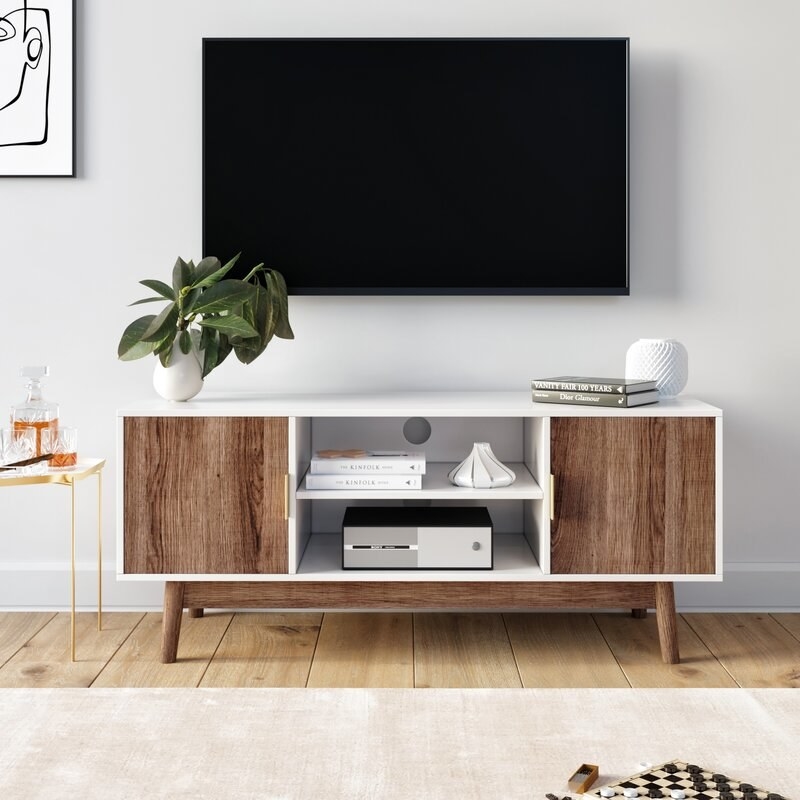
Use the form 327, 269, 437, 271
219, 252, 241, 276
153, 332, 176, 366
192, 256, 222, 284
121, 340, 157, 361
191, 280, 255, 315
179, 329, 192, 355
141, 302, 179, 342
228, 286, 267, 363
129, 296, 170, 306
238, 293, 261, 343
182, 286, 202, 315
253, 284, 276, 348
191, 253, 241, 290
154, 333, 174, 355
266, 270, 294, 339
233, 336, 266, 363
200, 328, 233, 378
275, 313, 294, 340
118, 315, 157, 361
198, 314, 259, 339
201, 329, 220, 378
139, 279, 175, 301
241, 261, 266, 283
234, 343, 253, 364
172, 257, 194, 296
199, 324, 214, 351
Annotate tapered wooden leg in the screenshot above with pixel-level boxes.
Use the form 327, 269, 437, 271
161, 581, 186, 664
655, 582, 679, 664
188, 608, 204, 618
631, 608, 648, 619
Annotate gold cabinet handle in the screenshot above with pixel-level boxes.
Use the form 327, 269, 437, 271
284, 473, 289, 521
549, 473, 555, 521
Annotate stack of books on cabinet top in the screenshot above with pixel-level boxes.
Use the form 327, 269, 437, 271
305, 449, 426, 490
531, 376, 660, 408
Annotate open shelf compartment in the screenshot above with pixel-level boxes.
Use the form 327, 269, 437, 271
294, 531, 543, 581
296, 461, 543, 500
288, 415, 549, 577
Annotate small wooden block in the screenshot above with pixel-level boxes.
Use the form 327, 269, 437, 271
316, 449, 368, 458
568, 763, 599, 793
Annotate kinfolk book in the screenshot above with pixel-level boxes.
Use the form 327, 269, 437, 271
532, 389, 660, 408
309, 450, 426, 475
531, 376, 658, 394
304, 474, 423, 490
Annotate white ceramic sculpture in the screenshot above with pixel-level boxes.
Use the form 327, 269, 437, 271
448, 442, 516, 489
625, 338, 688, 399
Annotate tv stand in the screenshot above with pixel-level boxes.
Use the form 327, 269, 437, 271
117, 392, 721, 665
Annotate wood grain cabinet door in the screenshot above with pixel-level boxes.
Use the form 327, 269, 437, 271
124, 417, 288, 575
550, 417, 716, 575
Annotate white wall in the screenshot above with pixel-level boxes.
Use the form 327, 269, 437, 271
1, 0, 798, 610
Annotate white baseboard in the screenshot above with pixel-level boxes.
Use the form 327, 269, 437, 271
0, 564, 164, 610
675, 562, 800, 611
0, 562, 798, 611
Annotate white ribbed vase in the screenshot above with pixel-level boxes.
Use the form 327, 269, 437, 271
448, 442, 516, 489
152, 338, 204, 402
625, 338, 688, 399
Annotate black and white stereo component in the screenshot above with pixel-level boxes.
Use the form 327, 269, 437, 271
342, 506, 493, 569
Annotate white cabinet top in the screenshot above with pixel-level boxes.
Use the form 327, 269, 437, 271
117, 391, 721, 418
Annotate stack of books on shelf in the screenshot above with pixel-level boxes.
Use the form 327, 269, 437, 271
305, 449, 426, 490
530, 376, 660, 408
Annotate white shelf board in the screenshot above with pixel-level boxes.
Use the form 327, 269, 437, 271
295, 532, 543, 581
296, 462, 543, 500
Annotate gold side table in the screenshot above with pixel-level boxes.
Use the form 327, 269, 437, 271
0, 458, 106, 661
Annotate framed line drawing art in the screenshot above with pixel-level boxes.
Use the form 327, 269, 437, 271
0, 0, 75, 176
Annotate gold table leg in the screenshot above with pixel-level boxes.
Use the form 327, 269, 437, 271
97, 470, 102, 632
70, 480, 76, 662
67, 467, 104, 661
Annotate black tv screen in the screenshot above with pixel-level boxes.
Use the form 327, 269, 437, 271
203, 38, 629, 295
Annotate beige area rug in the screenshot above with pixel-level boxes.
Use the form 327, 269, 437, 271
0, 689, 797, 799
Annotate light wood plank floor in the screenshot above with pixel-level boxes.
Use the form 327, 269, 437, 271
0, 611, 798, 689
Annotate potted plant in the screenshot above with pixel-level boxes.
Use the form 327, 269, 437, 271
117, 253, 293, 400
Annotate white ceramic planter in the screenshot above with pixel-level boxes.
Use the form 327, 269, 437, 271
152, 340, 204, 402
625, 338, 688, 399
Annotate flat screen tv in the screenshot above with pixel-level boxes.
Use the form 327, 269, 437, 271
203, 38, 629, 295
